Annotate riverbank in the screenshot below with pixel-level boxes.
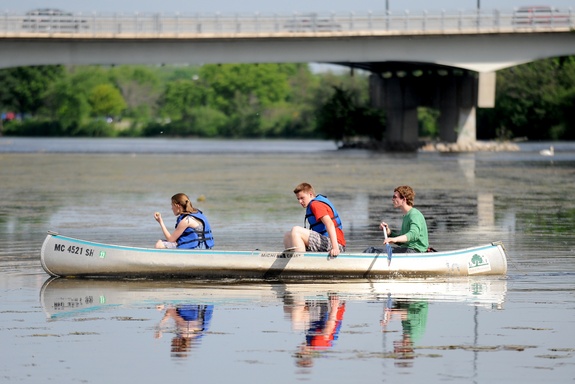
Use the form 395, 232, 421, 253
339, 139, 521, 152
419, 140, 521, 152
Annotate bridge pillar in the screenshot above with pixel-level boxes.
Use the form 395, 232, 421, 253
387, 108, 419, 145
369, 66, 485, 150
437, 71, 478, 144
478, 71, 496, 108
438, 105, 476, 144
370, 73, 420, 149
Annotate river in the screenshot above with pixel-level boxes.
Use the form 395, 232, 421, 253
1, 137, 574, 383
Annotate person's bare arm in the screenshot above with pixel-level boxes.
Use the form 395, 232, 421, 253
321, 215, 340, 257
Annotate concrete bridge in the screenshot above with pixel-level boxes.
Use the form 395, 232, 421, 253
1, 9, 574, 147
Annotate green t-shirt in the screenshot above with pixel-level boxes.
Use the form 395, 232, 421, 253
393, 207, 429, 252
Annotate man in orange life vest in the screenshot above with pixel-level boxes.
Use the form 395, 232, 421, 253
283, 182, 346, 258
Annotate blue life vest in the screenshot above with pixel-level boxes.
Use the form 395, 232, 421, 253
305, 195, 343, 236
176, 304, 214, 329
175, 210, 215, 249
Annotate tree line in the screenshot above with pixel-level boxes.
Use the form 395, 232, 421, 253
1, 57, 574, 142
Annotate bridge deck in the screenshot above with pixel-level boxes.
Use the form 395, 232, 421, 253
1, 9, 573, 39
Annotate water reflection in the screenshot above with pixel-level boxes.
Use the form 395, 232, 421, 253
284, 292, 346, 367
155, 304, 214, 358
40, 278, 507, 319
381, 296, 428, 367
39, 277, 507, 368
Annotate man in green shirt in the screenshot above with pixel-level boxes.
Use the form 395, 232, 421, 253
380, 185, 429, 253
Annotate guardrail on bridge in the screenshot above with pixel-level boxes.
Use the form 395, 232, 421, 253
1, 8, 574, 38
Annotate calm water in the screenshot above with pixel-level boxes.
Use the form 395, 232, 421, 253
1, 137, 574, 383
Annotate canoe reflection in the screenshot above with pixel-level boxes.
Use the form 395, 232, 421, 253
39, 277, 506, 364
40, 277, 507, 320
155, 304, 213, 358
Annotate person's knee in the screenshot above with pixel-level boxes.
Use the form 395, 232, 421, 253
291, 226, 306, 235
284, 226, 296, 238
155, 240, 165, 249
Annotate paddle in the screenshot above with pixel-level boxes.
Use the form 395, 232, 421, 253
383, 226, 393, 266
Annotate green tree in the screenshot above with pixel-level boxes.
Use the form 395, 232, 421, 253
554, 88, 575, 140
0, 65, 64, 115
552, 56, 575, 140
283, 64, 323, 137
109, 66, 161, 120
158, 63, 297, 137
46, 80, 91, 131
317, 85, 385, 143
200, 63, 291, 115
489, 58, 571, 140
418, 107, 440, 138
188, 106, 227, 136
317, 86, 356, 141
88, 84, 127, 118
198, 63, 294, 136
160, 79, 206, 121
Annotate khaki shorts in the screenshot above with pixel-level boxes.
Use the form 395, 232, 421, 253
307, 231, 345, 253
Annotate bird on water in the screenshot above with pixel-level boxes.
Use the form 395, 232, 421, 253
539, 146, 554, 156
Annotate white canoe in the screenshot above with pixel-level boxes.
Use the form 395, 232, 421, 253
40, 278, 507, 320
40, 232, 508, 278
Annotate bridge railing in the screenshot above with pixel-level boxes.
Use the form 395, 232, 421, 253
1, 9, 573, 37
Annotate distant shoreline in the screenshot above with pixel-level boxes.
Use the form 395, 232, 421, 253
419, 140, 520, 152
339, 139, 522, 152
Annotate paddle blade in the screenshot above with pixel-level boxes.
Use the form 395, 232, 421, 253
385, 293, 393, 309
383, 226, 392, 266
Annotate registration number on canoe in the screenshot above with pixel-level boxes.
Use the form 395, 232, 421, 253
53, 243, 95, 257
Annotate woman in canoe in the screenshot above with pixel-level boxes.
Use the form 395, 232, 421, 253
154, 193, 214, 249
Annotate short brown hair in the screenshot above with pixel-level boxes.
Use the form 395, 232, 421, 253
395, 186, 415, 207
293, 182, 315, 195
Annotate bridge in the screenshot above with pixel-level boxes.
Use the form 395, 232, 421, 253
2, 9, 574, 147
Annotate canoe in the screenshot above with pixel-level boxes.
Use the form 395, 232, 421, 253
40, 231, 508, 279
40, 277, 507, 320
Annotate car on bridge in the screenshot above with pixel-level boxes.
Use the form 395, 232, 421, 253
22, 8, 88, 32
283, 13, 342, 32
512, 6, 570, 26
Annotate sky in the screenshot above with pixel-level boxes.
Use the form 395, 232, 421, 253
4, 0, 575, 14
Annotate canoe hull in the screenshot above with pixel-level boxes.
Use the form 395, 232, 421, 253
40, 232, 508, 279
